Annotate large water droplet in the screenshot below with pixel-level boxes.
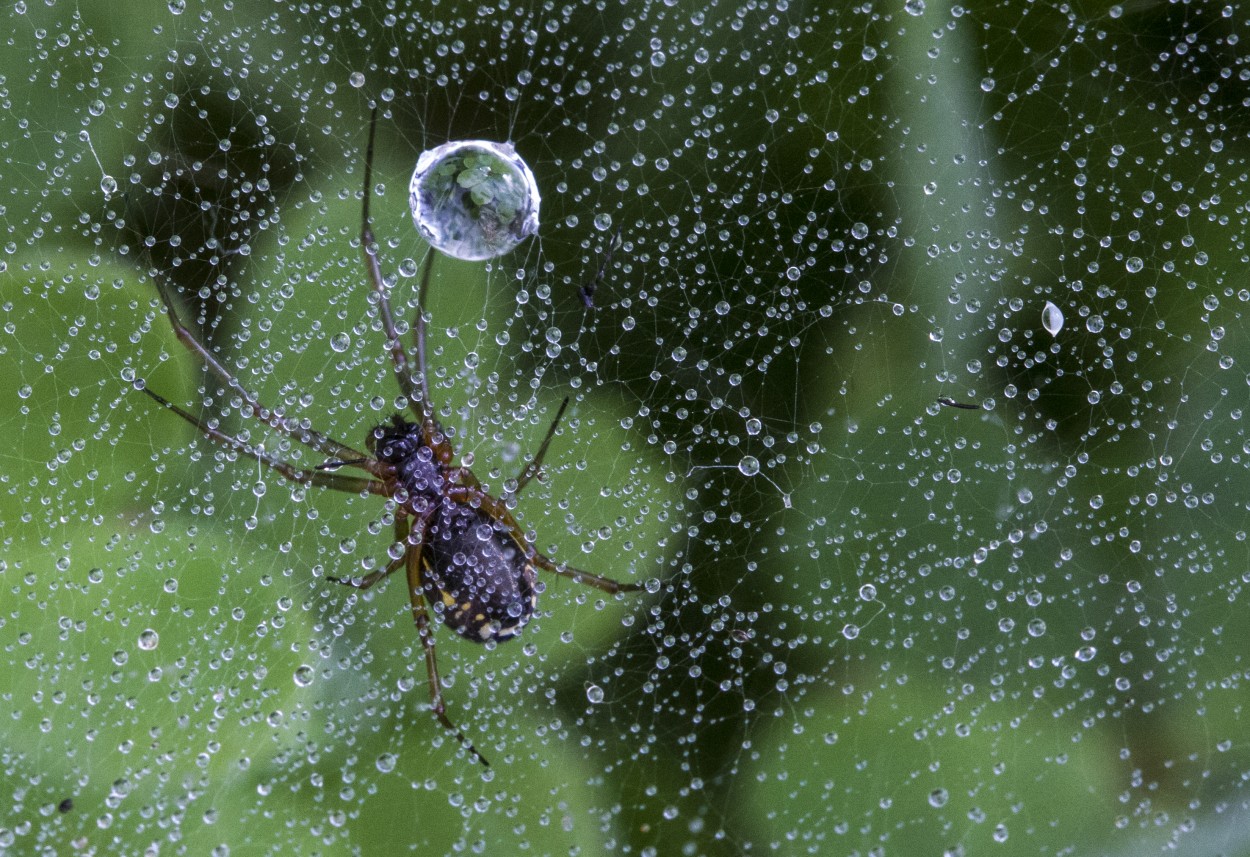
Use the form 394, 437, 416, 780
1042, 300, 1064, 336
409, 140, 540, 261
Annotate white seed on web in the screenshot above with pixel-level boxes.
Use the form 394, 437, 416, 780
1042, 300, 1064, 336
409, 140, 540, 261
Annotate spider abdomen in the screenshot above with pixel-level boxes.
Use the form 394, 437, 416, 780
422, 503, 537, 643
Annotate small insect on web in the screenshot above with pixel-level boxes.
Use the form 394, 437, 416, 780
135, 107, 647, 766
937, 397, 981, 410
578, 224, 621, 308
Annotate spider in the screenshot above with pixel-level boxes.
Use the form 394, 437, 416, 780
136, 110, 644, 766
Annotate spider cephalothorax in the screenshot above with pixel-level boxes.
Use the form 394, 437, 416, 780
369, 416, 447, 500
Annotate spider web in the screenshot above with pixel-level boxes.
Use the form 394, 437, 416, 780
3, 0, 1250, 853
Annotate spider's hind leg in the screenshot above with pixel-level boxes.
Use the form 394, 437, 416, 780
391, 514, 490, 766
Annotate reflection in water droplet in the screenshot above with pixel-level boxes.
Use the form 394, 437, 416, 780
409, 140, 540, 261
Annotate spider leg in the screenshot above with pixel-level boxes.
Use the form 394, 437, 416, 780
412, 251, 434, 412
532, 552, 645, 595
360, 106, 430, 426
144, 265, 369, 466
512, 397, 569, 496
140, 386, 386, 495
398, 515, 490, 766
326, 546, 406, 590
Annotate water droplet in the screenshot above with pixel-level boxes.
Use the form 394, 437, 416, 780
293, 665, 313, 687
167, 0, 185, 12
100, 175, 117, 198
905, 0, 926, 14
841, 623, 860, 640
738, 455, 760, 477
858, 584, 877, 601
329, 332, 351, 353
1125, 256, 1144, 273
349, 72, 366, 88
586, 684, 604, 704
1042, 300, 1064, 336
376, 753, 397, 773
409, 140, 540, 261
137, 629, 159, 651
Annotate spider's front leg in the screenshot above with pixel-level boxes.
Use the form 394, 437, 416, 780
141, 387, 385, 496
